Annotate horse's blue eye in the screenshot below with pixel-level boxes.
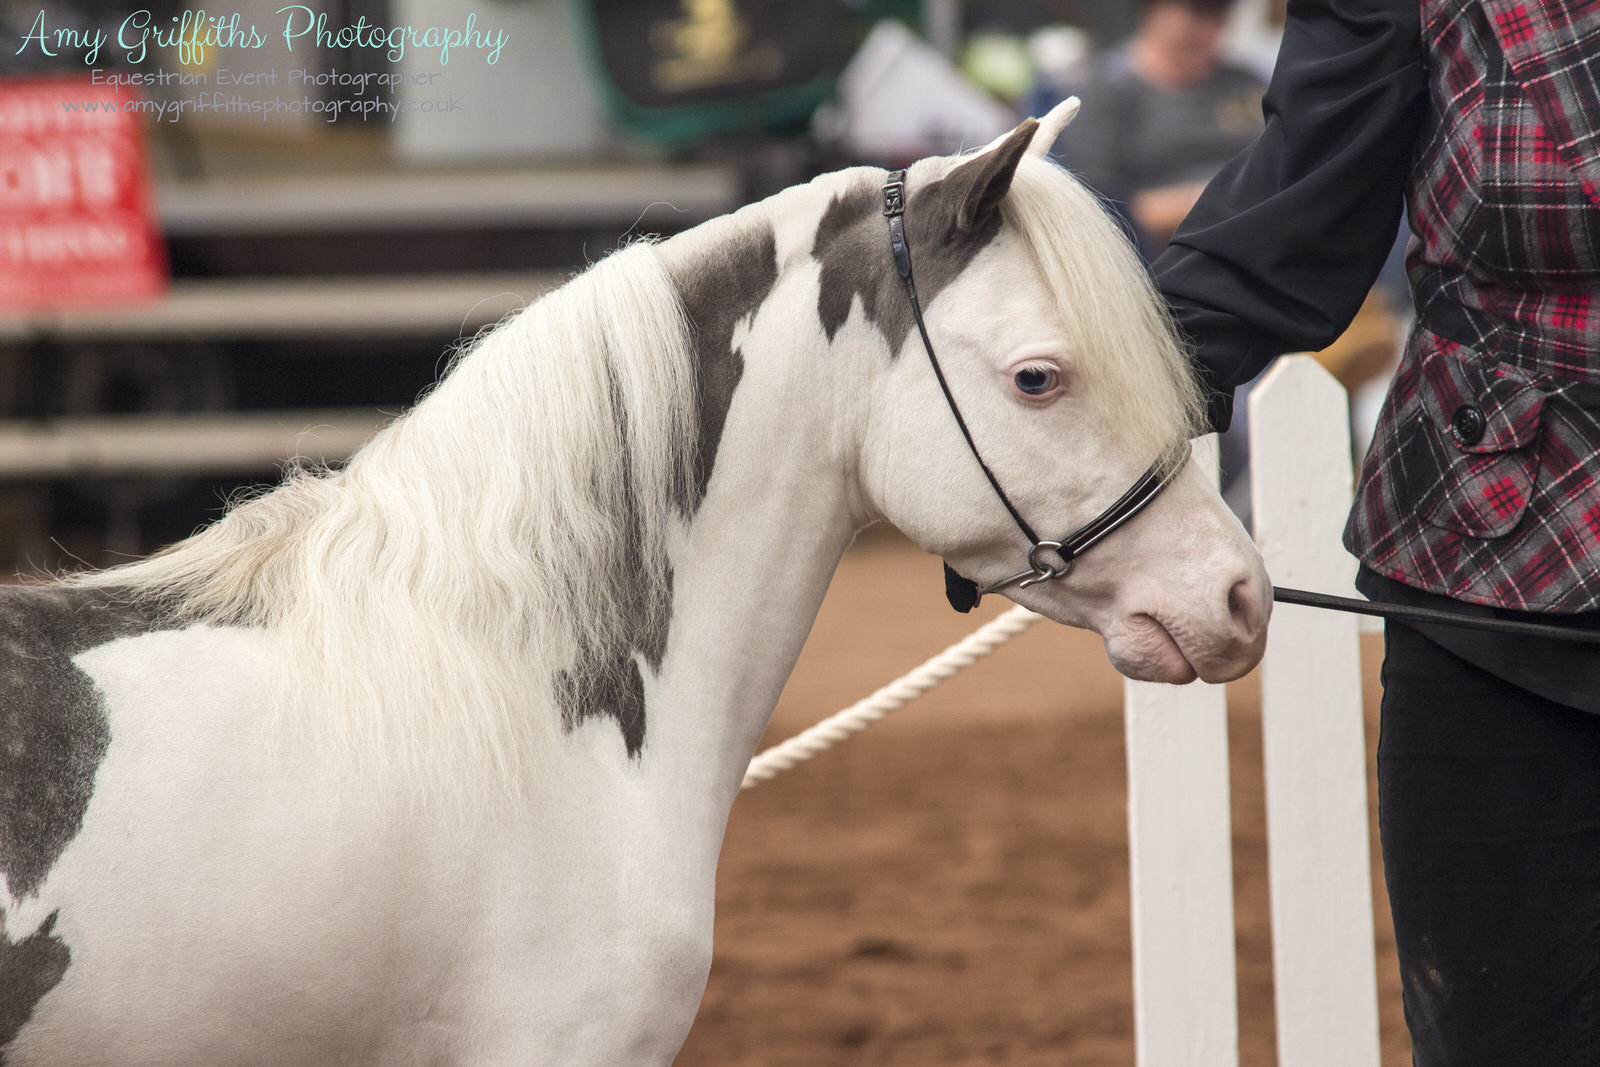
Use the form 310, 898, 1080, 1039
1014, 367, 1056, 395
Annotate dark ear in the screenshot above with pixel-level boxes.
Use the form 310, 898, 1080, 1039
946, 119, 1038, 233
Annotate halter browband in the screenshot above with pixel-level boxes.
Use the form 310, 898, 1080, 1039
881, 168, 1188, 612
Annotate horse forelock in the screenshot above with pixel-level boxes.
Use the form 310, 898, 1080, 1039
1000, 156, 1204, 453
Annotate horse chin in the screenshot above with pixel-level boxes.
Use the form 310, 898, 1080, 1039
1102, 613, 1200, 685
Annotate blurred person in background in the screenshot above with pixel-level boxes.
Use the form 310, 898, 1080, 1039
1157, 1, 1600, 1061
1031, 0, 1265, 261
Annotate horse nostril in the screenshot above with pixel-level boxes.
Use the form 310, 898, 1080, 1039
1228, 577, 1264, 640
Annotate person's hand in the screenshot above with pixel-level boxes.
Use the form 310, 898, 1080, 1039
1131, 180, 1211, 244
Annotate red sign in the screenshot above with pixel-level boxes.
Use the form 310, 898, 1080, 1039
0, 77, 168, 311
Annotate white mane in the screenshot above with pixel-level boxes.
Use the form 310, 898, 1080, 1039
74, 243, 696, 800
1000, 155, 1204, 453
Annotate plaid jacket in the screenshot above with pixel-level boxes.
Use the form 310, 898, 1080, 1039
1345, 0, 1600, 611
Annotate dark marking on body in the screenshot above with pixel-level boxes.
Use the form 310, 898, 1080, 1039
554, 219, 781, 759
0, 911, 69, 1054
0, 586, 162, 899
812, 121, 1039, 352
0, 585, 167, 1053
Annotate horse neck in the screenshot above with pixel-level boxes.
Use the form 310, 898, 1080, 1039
644, 182, 877, 813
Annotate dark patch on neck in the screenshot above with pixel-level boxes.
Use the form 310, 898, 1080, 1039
0, 585, 168, 1054
554, 220, 779, 760
812, 172, 1004, 352
555, 645, 649, 758
667, 220, 779, 512
0, 911, 69, 1053
552, 370, 676, 760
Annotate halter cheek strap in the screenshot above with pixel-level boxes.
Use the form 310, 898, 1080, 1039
881, 168, 1187, 613
884, 171, 1043, 548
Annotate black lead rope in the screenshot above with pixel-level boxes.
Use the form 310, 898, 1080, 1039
1274, 586, 1600, 645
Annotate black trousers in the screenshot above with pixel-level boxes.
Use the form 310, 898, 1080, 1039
1379, 621, 1600, 1065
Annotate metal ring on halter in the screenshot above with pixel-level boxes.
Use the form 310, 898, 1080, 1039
1021, 541, 1072, 588
978, 541, 1074, 596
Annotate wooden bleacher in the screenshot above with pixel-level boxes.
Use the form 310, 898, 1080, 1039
0, 161, 740, 469
0, 272, 564, 344
0, 161, 741, 563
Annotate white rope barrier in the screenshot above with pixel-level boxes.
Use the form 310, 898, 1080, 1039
741, 604, 1043, 790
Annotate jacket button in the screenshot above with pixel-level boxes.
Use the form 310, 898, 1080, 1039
1452, 404, 1486, 445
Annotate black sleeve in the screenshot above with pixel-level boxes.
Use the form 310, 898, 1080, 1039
1151, 0, 1428, 431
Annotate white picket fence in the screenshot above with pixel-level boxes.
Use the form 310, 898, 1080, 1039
1126, 354, 1381, 1065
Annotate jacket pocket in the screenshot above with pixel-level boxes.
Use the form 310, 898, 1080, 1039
1407, 331, 1546, 539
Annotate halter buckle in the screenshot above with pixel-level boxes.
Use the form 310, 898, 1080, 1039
882, 171, 907, 217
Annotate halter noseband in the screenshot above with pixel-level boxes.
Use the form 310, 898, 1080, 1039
881, 168, 1189, 612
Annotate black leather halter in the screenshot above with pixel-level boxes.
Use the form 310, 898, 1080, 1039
882, 169, 1188, 613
